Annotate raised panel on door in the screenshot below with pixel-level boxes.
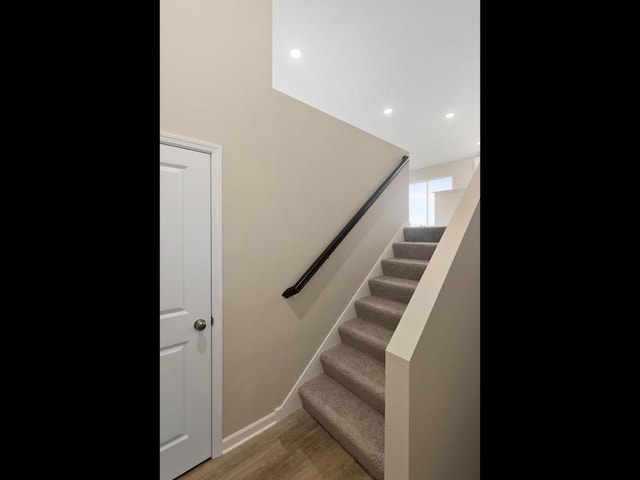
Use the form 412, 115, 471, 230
160, 143, 211, 480
160, 163, 185, 313
160, 342, 186, 447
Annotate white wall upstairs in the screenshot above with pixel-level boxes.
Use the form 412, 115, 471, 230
410, 155, 476, 189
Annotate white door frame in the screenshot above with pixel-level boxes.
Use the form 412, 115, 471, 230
160, 131, 223, 459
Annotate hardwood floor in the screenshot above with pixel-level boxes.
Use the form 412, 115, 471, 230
178, 408, 374, 480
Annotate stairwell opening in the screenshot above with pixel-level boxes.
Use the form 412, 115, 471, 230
298, 226, 446, 480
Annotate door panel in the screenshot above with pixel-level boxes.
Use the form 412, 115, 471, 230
160, 144, 211, 480
160, 342, 186, 446
160, 163, 185, 312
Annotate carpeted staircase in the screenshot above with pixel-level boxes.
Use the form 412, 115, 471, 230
299, 226, 446, 480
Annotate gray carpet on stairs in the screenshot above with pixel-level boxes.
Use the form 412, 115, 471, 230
403, 226, 446, 242
339, 318, 393, 363
381, 257, 429, 280
297, 226, 444, 480
392, 241, 438, 260
368, 275, 418, 304
299, 374, 385, 480
354, 296, 406, 329
321, 343, 385, 414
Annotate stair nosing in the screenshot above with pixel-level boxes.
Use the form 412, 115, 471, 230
394, 241, 439, 246
382, 257, 430, 264
369, 275, 418, 287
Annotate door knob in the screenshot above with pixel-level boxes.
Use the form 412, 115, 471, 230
194, 318, 207, 331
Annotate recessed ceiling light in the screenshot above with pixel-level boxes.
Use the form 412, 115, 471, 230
384, 108, 393, 115
290, 49, 302, 59
445, 112, 455, 119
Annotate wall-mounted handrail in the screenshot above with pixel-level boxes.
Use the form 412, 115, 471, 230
282, 155, 409, 298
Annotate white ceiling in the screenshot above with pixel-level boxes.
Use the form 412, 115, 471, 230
272, 0, 480, 171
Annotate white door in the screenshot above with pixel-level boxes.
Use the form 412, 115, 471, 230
160, 143, 211, 480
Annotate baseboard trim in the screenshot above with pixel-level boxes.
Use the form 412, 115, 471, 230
221, 410, 278, 454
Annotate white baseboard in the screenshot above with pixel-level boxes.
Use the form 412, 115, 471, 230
221, 410, 277, 454
221, 223, 408, 454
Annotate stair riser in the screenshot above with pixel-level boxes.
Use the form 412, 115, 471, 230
299, 395, 384, 480
369, 280, 415, 304
338, 326, 387, 364
403, 226, 446, 242
381, 259, 427, 280
392, 242, 437, 260
320, 355, 385, 414
354, 300, 403, 329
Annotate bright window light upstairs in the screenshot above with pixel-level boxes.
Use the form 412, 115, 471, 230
409, 182, 427, 226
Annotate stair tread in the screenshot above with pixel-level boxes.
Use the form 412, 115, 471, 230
356, 295, 407, 315
382, 257, 430, 267
299, 373, 384, 480
369, 276, 417, 305
392, 241, 438, 261
381, 257, 429, 278
354, 295, 407, 329
369, 275, 418, 288
339, 317, 394, 357
403, 226, 446, 242
321, 343, 385, 402
394, 241, 439, 247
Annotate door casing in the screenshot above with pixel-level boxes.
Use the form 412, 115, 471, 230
160, 131, 223, 459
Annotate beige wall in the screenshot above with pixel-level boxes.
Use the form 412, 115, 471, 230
161, 0, 408, 437
410, 156, 476, 189
386, 168, 480, 480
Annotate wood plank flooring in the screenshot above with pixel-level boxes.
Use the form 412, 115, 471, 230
178, 408, 374, 480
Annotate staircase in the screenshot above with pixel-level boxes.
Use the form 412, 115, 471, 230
298, 226, 446, 480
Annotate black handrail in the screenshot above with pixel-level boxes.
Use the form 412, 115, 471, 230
282, 155, 409, 298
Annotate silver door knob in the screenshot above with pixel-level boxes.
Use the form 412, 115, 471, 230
194, 318, 207, 331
